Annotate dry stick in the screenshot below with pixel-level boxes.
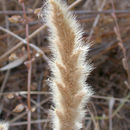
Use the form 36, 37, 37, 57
110, 0, 130, 86
0, 26, 49, 71
0, 26, 43, 54
88, 92, 130, 121
9, 92, 130, 127
10, 119, 49, 126
10, 97, 51, 124
109, 0, 130, 120
1, 0, 10, 45
10, 92, 130, 129
10, 93, 130, 127
84, 0, 91, 9
43, 112, 50, 129
37, 72, 44, 130
86, 0, 106, 126
88, 103, 100, 130
0, 0, 11, 100
6, 94, 130, 125
0, 91, 49, 95
1, 10, 130, 15
0, 2, 11, 128
91, 102, 100, 130
88, 0, 107, 41
0, 91, 130, 103
0, 70, 10, 99
68, 0, 82, 10
109, 98, 115, 130
75, 10, 130, 15
21, 94, 50, 112
90, 93, 130, 121
0, 26, 50, 65
0, 25, 40, 40
0, 10, 32, 15
111, 93, 130, 117
32, 0, 40, 9
0, 25, 46, 62
20, 1, 32, 130
92, 95, 130, 103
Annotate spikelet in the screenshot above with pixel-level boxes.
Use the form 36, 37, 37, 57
44, 0, 93, 129
0, 121, 9, 130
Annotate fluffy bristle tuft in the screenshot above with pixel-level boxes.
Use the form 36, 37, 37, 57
43, 0, 93, 129
0, 121, 9, 130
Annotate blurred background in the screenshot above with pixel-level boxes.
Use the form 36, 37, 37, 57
0, 0, 130, 130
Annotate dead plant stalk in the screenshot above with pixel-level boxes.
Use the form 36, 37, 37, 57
44, 0, 93, 129
20, 1, 32, 130
111, 0, 130, 87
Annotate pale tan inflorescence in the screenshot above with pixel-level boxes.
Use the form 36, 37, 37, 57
0, 122, 9, 130
44, 0, 93, 129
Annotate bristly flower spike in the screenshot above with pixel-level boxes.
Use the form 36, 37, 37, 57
43, 0, 93, 129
